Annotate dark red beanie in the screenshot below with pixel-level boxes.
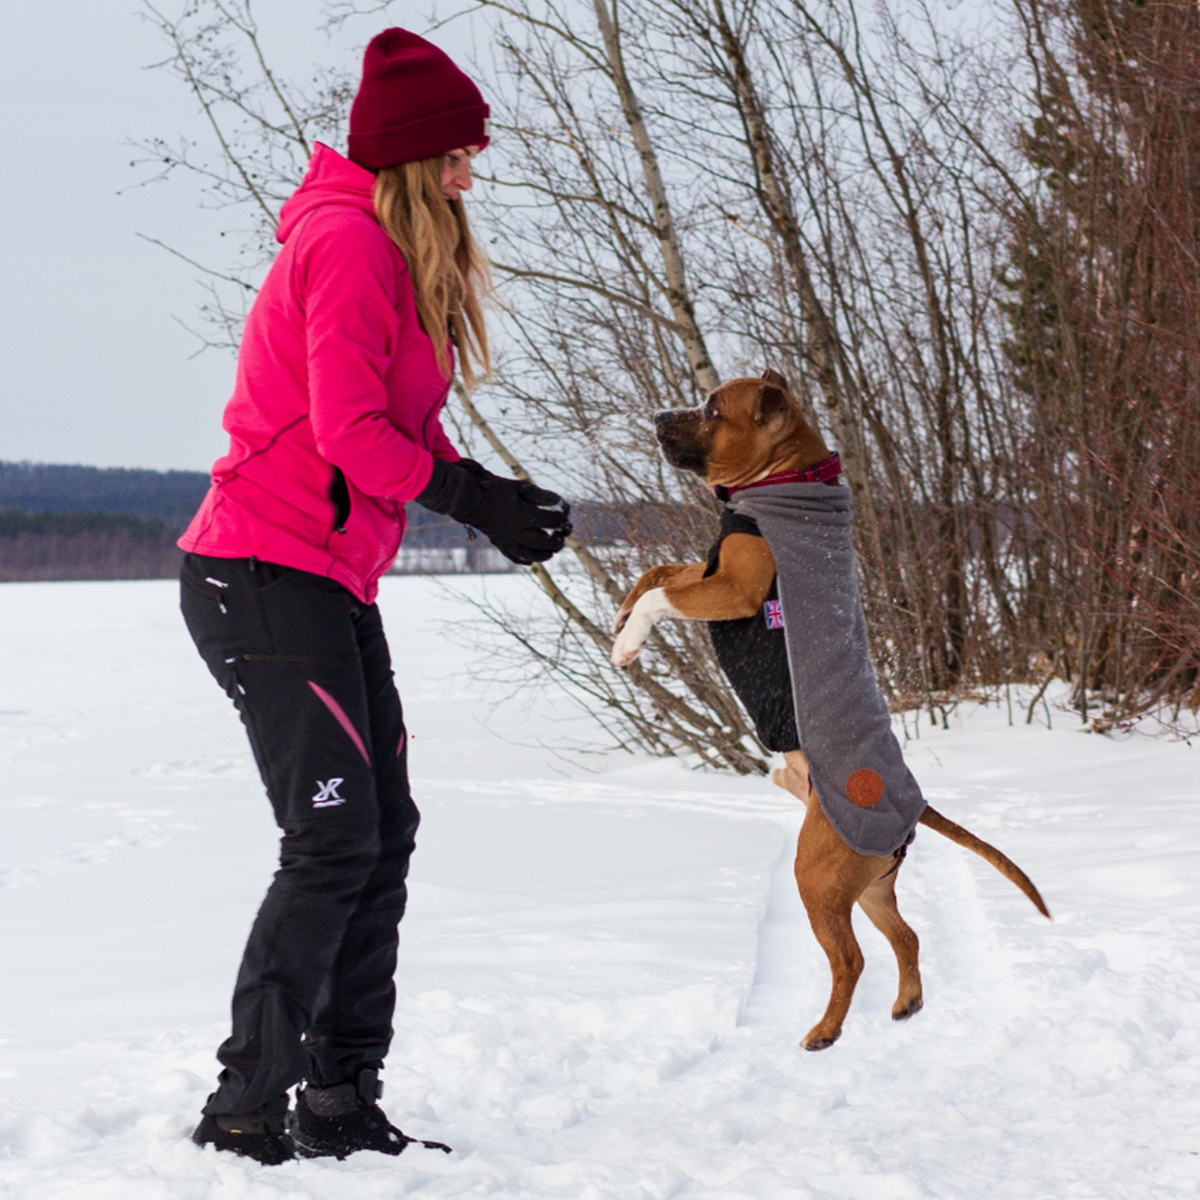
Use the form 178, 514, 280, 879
348, 29, 490, 170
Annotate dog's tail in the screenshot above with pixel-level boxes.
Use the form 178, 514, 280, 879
918, 806, 1051, 919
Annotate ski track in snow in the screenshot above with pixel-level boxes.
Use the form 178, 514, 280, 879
0, 577, 1198, 1197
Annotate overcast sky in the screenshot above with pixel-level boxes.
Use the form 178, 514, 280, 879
0, 2, 478, 473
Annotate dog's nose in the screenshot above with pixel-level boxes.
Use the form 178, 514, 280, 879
654, 410, 685, 435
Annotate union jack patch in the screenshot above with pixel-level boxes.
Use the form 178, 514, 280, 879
764, 599, 785, 630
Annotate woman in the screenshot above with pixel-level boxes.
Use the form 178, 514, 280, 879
179, 29, 569, 1164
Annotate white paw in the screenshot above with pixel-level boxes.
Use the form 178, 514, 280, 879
611, 623, 646, 667
610, 589, 675, 667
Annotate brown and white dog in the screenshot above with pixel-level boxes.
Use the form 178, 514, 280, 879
611, 370, 1049, 1050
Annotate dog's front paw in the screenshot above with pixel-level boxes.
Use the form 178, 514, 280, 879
610, 622, 646, 667
609, 588, 674, 667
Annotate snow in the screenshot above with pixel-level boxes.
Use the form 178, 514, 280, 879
1, 575, 1198, 1198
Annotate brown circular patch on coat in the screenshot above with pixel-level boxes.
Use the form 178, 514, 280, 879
845, 768, 885, 808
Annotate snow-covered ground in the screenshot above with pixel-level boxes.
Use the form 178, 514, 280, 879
0, 576, 1197, 1198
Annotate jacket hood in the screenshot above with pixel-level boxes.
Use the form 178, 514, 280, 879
276, 143, 377, 244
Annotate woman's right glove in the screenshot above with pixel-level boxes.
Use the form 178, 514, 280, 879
416, 458, 572, 565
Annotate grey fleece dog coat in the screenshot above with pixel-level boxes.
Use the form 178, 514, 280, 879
730, 481, 925, 856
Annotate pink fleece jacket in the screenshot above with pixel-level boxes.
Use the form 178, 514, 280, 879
178, 143, 460, 603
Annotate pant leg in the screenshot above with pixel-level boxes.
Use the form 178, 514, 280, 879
180, 553, 411, 1115
303, 603, 419, 1087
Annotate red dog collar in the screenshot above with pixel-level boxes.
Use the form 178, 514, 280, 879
722, 454, 842, 498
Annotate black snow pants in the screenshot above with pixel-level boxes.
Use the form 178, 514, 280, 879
180, 552, 419, 1116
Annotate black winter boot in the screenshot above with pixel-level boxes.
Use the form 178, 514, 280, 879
288, 1069, 451, 1160
192, 1107, 294, 1165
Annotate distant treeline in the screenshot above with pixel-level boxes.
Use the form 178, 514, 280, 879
0, 461, 623, 582
0, 461, 211, 524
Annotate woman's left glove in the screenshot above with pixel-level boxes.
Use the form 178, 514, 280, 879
416, 458, 572, 565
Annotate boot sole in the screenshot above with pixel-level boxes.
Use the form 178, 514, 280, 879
290, 1131, 407, 1159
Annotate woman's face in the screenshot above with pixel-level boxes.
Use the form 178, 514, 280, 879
442, 146, 481, 201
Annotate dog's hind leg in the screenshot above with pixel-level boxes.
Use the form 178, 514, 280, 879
857, 869, 923, 1022
795, 890, 862, 1050
793, 804, 869, 1051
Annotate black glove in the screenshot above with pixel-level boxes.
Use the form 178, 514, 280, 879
417, 458, 572, 565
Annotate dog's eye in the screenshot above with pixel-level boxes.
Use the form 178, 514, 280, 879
703, 402, 721, 420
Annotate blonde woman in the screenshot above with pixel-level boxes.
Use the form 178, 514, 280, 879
178, 29, 569, 1164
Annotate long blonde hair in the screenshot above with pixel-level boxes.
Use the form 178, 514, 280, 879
372, 157, 492, 391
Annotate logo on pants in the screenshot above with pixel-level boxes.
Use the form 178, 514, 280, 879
313, 778, 346, 808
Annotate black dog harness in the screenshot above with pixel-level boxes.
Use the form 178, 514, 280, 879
704, 507, 801, 754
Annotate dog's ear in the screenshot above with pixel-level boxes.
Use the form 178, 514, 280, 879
761, 368, 790, 391
756, 382, 790, 423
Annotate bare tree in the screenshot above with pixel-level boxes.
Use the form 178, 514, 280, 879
475, 0, 1049, 712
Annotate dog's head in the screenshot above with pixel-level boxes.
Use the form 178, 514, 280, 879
654, 370, 830, 489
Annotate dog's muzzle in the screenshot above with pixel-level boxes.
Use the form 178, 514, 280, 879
655, 409, 708, 476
